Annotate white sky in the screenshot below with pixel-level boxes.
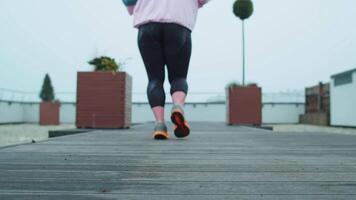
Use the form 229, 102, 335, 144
0, 0, 355, 101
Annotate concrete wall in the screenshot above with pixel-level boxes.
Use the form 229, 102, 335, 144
60, 103, 76, 123
132, 103, 227, 123
330, 71, 356, 127
0, 101, 305, 124
23, 103, 39, 123
263, 103, 305, 124
0, 101, 24, 123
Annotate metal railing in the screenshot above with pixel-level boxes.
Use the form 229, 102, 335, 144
0, 88, 305, 104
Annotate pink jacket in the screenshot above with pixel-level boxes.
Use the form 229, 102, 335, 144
126, 0, 210, 30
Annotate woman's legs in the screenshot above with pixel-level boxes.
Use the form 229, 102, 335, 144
138, 23, 192, 138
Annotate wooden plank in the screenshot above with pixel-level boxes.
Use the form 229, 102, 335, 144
1, 170, 356, 182
0, 163, 355, 173
0, 194, 355, 200
0, 180, 356, 194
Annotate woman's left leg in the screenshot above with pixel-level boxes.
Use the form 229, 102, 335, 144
138, 23, 167, 123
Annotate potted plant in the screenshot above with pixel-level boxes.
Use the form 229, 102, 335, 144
39, 74, 60, 125
226, 82, 262, 126
76, 56, 132, 129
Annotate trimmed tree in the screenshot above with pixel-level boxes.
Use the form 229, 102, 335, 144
39, 74, 55, 102
233, 0, 254, 86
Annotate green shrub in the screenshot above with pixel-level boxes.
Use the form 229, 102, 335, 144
89, 56, 120, 72
226, 81, 242, 89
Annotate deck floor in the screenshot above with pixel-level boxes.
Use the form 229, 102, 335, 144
1, 122, 356, 199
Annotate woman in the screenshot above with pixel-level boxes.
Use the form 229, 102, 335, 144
124, 0, 210, 139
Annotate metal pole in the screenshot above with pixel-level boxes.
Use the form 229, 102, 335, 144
242, 20, 246, 86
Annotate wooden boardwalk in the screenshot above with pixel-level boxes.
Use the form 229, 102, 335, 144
0, 122, 356, 199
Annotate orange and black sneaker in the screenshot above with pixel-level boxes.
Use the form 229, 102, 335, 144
171, 105, 190, 138
153, 123, 170, 140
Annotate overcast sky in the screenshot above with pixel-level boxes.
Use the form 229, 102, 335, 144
0, 0, 355, 101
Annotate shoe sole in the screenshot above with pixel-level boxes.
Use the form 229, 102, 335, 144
153, 131, 169, 140
171, 110, 190, 138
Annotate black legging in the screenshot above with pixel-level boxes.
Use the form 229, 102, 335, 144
138, 22, 192, 108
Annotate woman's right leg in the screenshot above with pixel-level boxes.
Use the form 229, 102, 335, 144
164, 24, 192, 105
163, 23, 192, 138
138, 23, 166, 124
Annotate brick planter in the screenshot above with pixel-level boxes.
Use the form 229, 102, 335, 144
76, 72, 132, 129
226, 85, 262, 126
40, 102, 60, 125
